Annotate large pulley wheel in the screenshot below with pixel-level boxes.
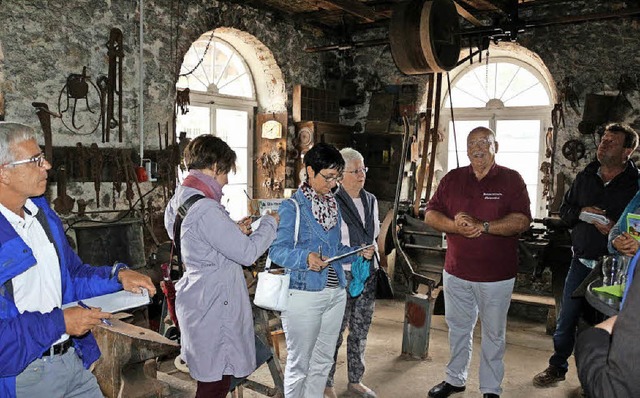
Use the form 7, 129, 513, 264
390, 0, 461, 75
561, 139, 586, 163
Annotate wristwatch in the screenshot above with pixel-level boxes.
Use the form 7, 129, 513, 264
111, 262, 129, 279
482, 221, 490, 234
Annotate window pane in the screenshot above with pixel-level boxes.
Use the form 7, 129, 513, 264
222, 184, 249, 220
495, 152, 539, 184
216, 109, 248, 148
496, 120, 540, 216
219, 74, 253, 98
495, 120, 541, 153
177, 35, 255, 99
228, 149, 248, 185
444, 61, 550, 108
503, 83, 550, 106
176, 106, 211, 139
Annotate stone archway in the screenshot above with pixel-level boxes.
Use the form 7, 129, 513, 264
213, 27, 287, 113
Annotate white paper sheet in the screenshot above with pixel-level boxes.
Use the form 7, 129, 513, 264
62, 288, 150, 313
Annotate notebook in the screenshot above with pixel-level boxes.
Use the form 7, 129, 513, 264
62, 288, 150, 313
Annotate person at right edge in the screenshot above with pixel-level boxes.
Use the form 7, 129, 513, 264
533, 122, 639, 388
425, 126, 531, 398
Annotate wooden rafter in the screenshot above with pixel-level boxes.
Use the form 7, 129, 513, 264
454, 1, 484, 26
317, 0, 379, 22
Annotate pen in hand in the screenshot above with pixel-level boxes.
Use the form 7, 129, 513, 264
77, 301, 113, 327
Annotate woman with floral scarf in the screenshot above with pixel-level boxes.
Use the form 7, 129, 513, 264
269, 143, 375, 398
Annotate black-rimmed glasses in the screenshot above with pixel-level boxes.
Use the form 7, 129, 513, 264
4, 152, 47, 168
317, 171, 343, 183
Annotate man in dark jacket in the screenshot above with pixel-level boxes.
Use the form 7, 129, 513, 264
0, 122, 156, 397
533, 123, 639, 388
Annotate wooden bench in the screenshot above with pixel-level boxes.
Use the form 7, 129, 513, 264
511, 293, 556, 335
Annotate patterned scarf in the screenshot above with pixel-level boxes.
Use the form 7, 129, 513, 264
301, 182, 338, 231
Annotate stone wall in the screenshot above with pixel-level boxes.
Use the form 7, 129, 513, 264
0, 0, 337, 257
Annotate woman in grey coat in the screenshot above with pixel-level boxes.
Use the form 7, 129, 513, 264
164, 134, 279, 398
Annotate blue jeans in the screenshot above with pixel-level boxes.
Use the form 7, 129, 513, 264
550, 256, 593, 371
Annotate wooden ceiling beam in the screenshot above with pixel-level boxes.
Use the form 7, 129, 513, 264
456, 0, 500, 11
317, 0, 379, 22
454, 1, 484, 26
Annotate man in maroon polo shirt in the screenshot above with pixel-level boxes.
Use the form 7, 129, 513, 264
424, 126, 531, 398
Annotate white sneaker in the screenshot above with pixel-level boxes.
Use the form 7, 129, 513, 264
348, 383, 377, 398
324, 386, 338, 398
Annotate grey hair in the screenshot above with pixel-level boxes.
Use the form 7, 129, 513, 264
0, 122, 37, 164
340, 147, 364, 165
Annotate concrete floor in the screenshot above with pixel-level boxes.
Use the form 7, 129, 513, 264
157, 299, 584, 398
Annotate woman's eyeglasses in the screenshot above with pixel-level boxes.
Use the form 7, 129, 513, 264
344, 167, 368, 175
4, 152, 47, 168
317, 171, 343, 183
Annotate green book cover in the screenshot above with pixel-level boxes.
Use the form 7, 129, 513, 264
627, 212, 640, 240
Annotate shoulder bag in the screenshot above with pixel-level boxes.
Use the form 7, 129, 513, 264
253, 198, 299, 311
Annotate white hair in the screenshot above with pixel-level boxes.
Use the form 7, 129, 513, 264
0, 122, 37, 164
340, 147, 364, 165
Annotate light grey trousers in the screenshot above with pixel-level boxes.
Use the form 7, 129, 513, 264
16, 347, 103, 398
443, 270, 515, 396
281, 287, 346, 398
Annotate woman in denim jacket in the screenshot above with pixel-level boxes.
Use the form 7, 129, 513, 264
269, 143, 374, 398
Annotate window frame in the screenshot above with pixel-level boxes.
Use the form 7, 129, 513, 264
440, 57, 554, 218
176, 35, 258, 219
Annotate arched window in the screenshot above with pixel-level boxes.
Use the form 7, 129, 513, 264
442, 57, 553, 217
176, 34, 257, 220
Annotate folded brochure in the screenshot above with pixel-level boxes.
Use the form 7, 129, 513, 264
61, 288, 150, 313
627, 212, 640, 241
579, 211, 609, 225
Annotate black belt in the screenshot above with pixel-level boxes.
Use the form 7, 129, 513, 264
42, 339, 73, 357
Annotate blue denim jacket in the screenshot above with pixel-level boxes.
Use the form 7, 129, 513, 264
269, 189, 357, 291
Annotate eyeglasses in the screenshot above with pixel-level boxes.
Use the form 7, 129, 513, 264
4, 152, 47, 168
317, 171, 343, 183
344, 167, 368, 175
467, 138, 494, 148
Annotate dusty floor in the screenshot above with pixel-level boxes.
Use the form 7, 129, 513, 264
156, 299, 584, 398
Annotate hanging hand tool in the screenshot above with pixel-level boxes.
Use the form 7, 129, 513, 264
106, 28, 124, 142
32, 102, 61, 170
121, 149, 135, 209
52, 165, 75, 215
89, 143, 103, 207
97, 75, 109, 143
75, 143, 88, 180
57, 67, 101, 135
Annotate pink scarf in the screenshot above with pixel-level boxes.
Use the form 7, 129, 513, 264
182, 170, 223, 202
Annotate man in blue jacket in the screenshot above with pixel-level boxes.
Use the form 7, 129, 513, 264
0, 122, 156, 397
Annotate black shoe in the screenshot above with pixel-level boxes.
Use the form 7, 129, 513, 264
483, 394, 499, 398
533, 365, 566, 387
427, 381, 466, 398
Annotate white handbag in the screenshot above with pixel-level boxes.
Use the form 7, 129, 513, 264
253, 198, 299, 311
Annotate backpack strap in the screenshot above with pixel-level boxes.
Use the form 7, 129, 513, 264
173, 194, 205, 264
266, 198, 299, 271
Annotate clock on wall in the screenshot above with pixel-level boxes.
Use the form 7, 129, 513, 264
261, 120, 283, 139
